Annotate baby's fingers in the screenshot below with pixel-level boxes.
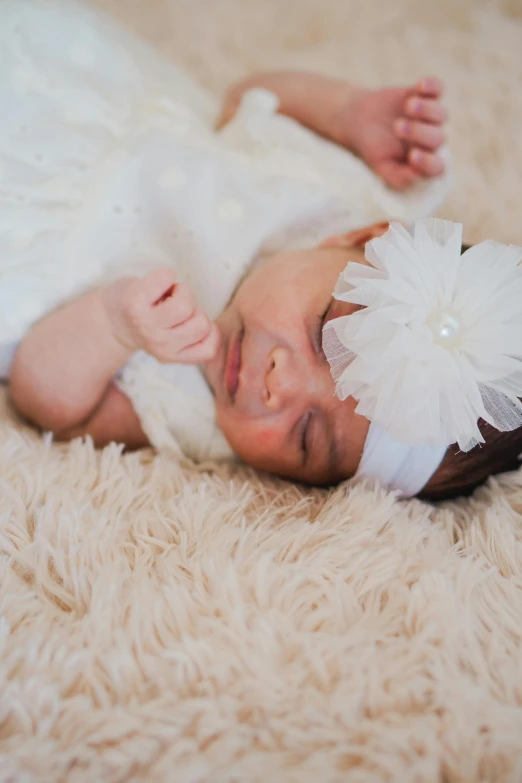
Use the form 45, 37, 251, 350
176, 323, 221, 364
150, 313, 218, 363
140, 267, 179, 306
405, 97, 447, 125
171, 310, 213, 347
154, 283, 196, 328
415, 76, 443, 99
395, 119, 445, 151
408, 148, 445, 178
376, 160, 419, 190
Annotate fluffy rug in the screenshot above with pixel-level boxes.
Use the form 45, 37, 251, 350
2, 1, 522, 781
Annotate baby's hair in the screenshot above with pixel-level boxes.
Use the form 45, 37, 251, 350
420, 242, 522, 501
421, 423, 522, 500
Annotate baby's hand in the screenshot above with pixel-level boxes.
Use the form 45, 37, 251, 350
103, 268, 220, 364
338, 77, 447, 190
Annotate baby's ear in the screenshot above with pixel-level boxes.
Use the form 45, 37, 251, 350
320, 222, 390, 250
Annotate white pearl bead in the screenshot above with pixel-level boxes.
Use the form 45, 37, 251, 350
429, 311, 461, 345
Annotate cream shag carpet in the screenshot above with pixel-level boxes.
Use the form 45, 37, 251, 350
2, 1, 522, 781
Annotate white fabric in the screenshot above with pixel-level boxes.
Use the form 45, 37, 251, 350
324, 219, 522, 454
116, 354, 232, 462
0, 0, 452, 462
355, 424, 447, 498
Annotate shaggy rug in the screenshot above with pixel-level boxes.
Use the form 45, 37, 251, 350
1, 1, 522, 781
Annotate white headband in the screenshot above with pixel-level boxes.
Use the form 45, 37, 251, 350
355, 424, 447, 497
324, 218, 522, 496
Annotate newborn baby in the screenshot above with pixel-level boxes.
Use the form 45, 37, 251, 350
3, 0, 451, 484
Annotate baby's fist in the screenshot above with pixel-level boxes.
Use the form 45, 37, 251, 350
104, 268, 220, 364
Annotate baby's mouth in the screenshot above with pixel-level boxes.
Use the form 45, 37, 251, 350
225, 327, 244, 402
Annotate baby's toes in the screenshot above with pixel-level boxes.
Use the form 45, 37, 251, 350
394, 118, 445, 151
405, 97, 447, 125
408, 148, 445, 178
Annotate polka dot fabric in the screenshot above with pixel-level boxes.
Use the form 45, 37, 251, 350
0, 0, 451, 460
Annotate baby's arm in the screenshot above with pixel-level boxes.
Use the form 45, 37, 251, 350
219, 71, 447, 190
219, 72, 354, 144
9, 270, 219, 448
10, 288, 135, 438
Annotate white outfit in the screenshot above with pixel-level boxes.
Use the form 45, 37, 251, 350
0, 0, 451, 461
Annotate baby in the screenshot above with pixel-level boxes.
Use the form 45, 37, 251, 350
3, 0, 453, 491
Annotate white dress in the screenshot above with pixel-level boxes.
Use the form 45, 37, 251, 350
0, 0, 452, 461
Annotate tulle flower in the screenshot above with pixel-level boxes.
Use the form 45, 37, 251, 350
323, 218, 522, 451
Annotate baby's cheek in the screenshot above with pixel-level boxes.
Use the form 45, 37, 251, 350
230, 419, 287, 464
252, 425, 281, 450
248, 425, 297, 473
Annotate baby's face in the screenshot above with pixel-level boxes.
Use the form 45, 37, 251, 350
204, 242, 372, 484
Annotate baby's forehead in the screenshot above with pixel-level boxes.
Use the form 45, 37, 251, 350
247, 244, 355, 284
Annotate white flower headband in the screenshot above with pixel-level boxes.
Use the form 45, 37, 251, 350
323, 218, 522, 495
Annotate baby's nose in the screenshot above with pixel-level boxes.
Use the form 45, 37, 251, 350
263, 346, 302, 412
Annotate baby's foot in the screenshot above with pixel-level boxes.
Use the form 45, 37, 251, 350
338, 77, 447, 190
